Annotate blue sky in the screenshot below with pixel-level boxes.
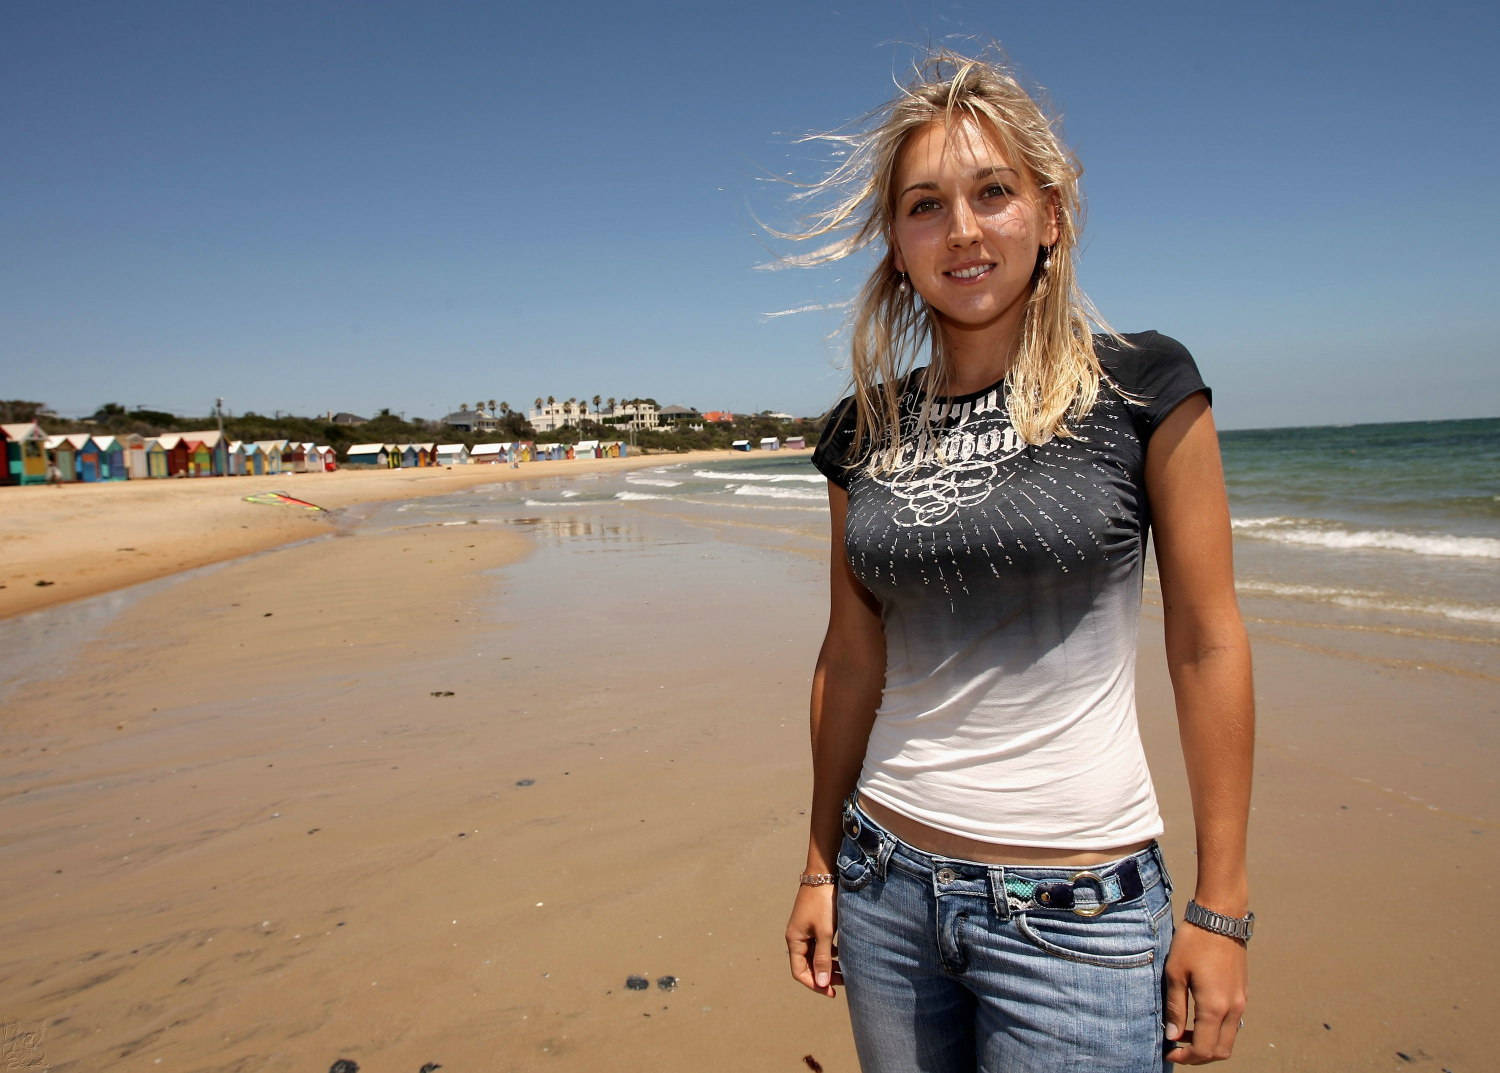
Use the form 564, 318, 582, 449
4, 0, 1496, 430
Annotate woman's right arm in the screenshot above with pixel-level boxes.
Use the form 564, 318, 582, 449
786, 481, 886, 997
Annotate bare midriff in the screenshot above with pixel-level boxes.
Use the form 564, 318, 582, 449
858, 795, 1153, 867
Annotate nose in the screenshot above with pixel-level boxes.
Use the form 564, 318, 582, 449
947, 200, 981, 248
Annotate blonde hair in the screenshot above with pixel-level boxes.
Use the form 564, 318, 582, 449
784, 50, 1115, 469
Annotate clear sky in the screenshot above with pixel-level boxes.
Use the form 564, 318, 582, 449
4, 0, 1496, 431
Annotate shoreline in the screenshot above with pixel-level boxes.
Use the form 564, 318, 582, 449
0, 448, 781, 621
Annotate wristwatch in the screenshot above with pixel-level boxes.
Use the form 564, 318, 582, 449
1184, 899, 1255, 943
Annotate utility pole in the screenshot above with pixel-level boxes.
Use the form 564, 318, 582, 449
215, 397, 225, 439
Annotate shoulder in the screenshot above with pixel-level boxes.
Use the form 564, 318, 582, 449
812, 393, 860, 488
812, 369, 928, 488
1094, 331, 1211, 434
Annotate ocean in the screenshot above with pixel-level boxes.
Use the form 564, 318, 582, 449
366, 416, 1498, 647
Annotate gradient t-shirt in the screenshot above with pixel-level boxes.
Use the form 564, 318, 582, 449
813, 331, 1209, 848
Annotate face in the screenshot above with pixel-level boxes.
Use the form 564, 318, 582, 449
889, 117, 1058, 355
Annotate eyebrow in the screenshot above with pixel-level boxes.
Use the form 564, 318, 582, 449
897, 167, 1021, 201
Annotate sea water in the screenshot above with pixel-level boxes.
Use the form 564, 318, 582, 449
375, 416, 1498, 639
1218, 417, 1499, 630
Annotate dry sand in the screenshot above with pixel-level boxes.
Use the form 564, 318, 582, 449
0, 458, 1495, 1072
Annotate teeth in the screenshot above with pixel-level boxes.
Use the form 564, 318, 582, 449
950, 265, 992, 279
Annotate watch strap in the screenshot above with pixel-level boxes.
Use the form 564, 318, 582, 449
1184, 899, 1255, 942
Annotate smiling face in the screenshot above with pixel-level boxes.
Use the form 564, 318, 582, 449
890, 116, 1058, 376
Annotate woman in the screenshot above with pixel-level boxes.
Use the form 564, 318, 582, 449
783, 52, 1253, 1071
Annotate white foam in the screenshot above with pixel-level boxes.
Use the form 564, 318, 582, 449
1232, 517, 1500, 560
1236, 578, 1500, 625
615, 491, 669, 501
693, 469, 824, 484
731, 484, 826, 502
627, 477, 683, 488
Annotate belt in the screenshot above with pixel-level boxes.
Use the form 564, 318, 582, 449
841, 799, 1145, 918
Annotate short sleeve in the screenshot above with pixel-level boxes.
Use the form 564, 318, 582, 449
1096, 331, 1211, 438
812, 396, 858, 488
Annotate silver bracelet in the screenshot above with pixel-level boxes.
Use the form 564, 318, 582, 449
799, 872, 836, 887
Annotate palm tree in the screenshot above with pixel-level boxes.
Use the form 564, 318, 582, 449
592, 394, 602, 421
488, 399, 497, 415
500, 401, 510, 417
534, 397, 543, 414
459, 402, 469, 412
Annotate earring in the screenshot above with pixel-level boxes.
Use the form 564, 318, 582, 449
896, 272, 910, 295
1040, 246, 1054, 272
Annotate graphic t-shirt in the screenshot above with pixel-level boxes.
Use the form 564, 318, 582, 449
812, 332, 1209, 848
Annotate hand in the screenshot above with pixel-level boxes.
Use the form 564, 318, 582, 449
785, 883, 841, 997
1163, 922, 1248, 1064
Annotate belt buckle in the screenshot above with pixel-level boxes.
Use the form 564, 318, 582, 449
841, 796, 861, 840
1068, 869, 1108, 918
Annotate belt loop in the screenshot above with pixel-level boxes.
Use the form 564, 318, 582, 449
1150, 842, 1173, 896
873, 833, 894, 879
987, 866, 1012, 921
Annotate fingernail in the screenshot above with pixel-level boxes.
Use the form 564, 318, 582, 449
1164, 1023, 1180, 1039
816, 971, 829, 988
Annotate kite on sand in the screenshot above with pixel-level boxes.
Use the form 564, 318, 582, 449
244, 490, 327, 512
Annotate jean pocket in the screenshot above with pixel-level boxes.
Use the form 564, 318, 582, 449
1015, 904, 1158, 968
835, 834, 875, 892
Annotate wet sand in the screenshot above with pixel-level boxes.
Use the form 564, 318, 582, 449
0, 464, 1494, 1072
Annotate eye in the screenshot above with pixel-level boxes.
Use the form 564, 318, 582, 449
907, 196, 940, 216
981, 182, 1015, 199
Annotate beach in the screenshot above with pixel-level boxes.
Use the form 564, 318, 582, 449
1, 441, 1496, 1072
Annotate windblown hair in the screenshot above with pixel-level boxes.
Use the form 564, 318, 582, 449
783, 50, 1114, 469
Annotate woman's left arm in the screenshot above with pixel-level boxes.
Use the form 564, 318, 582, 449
1145, 393, 1254, 1066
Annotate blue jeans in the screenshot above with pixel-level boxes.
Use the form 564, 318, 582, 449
836, 801, 1174, 1072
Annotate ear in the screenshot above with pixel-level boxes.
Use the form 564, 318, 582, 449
891, 241, 906, 275
1043, 191, 1061, 248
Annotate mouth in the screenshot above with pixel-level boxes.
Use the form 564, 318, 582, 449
946, 263, 994, 281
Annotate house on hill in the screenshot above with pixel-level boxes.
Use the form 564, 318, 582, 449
658, 405, 701, 429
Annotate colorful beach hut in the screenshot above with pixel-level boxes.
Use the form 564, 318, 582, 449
435, 443, 470, 465
65, 434, 105, 481
759, 437, 781, 451
346, 443, 389, 467
731, 439, 751, 452
121, 433, 149, 479
784, 435, 806, 449
1, 422, 48, 485
44, 435, 78, 481
250, 441, 284, 475
176, 430, 229, 476
89, 435, 128, 480
143, 436, 172, 478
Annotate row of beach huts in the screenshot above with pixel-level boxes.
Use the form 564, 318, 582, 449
0, 424, 341, 484
345, 439, 632, 468
0, 421, 639, 485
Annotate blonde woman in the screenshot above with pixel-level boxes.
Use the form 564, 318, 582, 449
783, 52, 1253, 1071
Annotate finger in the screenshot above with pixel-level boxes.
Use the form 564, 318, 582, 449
1162, 970, 1188, 1047
1163, 1028, 1194, 1065
811, 927, 837, 993
786, 932, 817, 990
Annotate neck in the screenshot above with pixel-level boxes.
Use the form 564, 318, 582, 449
939, 316, 1024, 395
